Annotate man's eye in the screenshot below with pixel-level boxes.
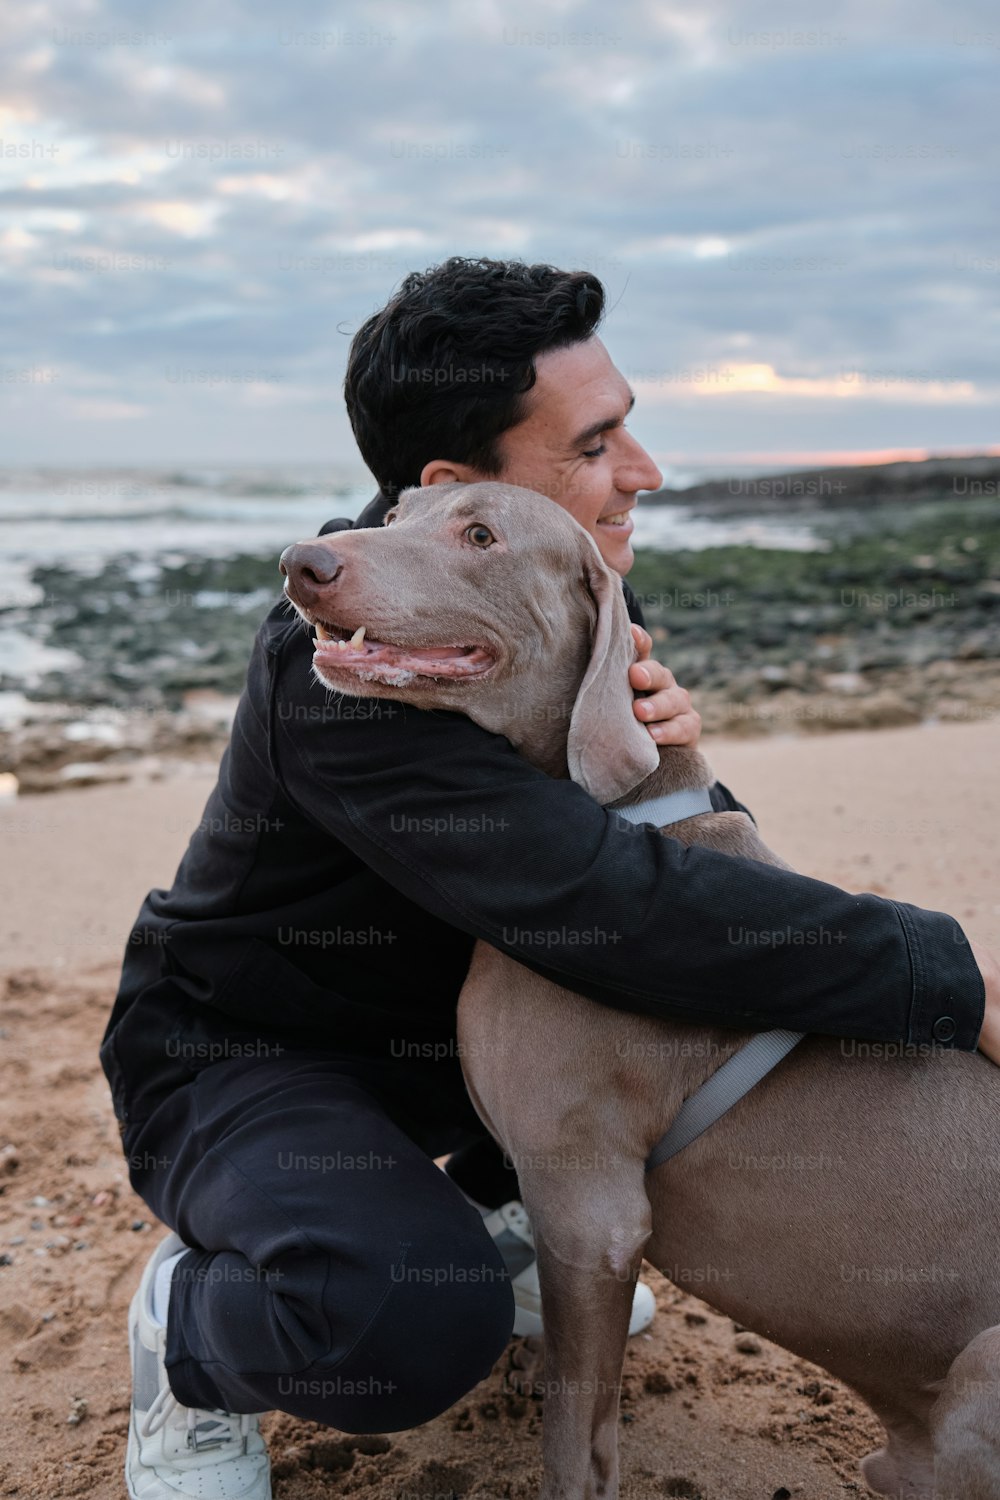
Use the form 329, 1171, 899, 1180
582, 443, 607, 459
465, 523, 495, 547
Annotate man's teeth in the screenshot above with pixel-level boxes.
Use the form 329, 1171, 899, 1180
314, 621, 367, 649
600, 511, 628, 525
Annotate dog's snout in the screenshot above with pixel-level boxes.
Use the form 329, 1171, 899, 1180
279, 541, 344, 606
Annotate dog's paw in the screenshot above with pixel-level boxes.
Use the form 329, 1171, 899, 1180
502, 1334, 546, 1398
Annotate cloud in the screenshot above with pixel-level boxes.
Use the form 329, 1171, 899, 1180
1, 0, 997, 466
634, 365, 986, 403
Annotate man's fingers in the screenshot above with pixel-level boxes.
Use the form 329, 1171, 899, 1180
971, 939, 1000, 1067
633, 684, 691, 721
630, 659, 677, 694
630, 624, 652, 659
626, 647, 700, 746
646, 710, 702, 745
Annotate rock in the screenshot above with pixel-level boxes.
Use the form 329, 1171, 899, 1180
735, 1333, 762, 1354
822, 671, 865, 694
58, 761, 131, 788
957, 632, 994, 660
834, 690, 922, 730
67, 1396, 88, 1426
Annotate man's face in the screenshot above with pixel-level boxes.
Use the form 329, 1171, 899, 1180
420, 336, 663, 575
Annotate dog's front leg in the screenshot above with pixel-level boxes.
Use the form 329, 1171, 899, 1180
518, 1162, 651, 1500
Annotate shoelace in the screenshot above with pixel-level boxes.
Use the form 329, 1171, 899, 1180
141, 1383, 252, 1454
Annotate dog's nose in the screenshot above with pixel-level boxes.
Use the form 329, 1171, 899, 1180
279, 541, 344, 607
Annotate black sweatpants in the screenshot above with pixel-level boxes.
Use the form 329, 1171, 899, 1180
121, 1047, 519, 1432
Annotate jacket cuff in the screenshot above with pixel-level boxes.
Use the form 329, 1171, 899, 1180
892, 899, 985, 1050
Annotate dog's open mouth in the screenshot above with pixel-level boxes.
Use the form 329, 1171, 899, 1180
311, 618, 497, 684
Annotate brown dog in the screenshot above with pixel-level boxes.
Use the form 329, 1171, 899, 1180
281, 481, 1000, 1500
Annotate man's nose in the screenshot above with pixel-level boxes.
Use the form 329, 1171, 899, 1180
279, 541, 344, 608
618, 431, 663, 493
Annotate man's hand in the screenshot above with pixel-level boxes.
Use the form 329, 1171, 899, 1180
970, 939, 1000, 1066
629, 625, 702, 748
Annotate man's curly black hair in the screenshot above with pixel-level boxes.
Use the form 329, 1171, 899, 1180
344, 256, 605, 501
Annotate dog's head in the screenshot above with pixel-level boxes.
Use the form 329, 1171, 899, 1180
280, 481, 659, 803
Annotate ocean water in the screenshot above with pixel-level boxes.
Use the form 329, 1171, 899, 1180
0, 465, 823, 580
0, 465, 824, 700
0, 467, 374, 596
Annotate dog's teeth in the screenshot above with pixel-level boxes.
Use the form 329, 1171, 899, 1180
315, 622, 331, 641
349, 626, 366, 648
337, 639, 348, 650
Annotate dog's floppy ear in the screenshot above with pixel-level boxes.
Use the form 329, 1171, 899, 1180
566, 536, 661, 805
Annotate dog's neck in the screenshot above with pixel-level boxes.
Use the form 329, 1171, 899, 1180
605, 742, 716, 812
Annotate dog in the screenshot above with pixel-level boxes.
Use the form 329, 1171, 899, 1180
281, 480, 1000, 1500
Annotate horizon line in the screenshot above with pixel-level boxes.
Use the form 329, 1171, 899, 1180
1, 444, 999, 476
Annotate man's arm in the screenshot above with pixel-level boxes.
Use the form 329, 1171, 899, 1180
270, 623, 985, 1051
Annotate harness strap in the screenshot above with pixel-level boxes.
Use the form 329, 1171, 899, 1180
612, 786, 715, 827
645, 1029, 805, 1172
610, 783, 805, 1169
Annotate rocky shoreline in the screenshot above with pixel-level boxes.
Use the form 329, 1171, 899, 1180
643, 453, 1000, 516
2, 489, 998, 793
627, 492, 1000, 739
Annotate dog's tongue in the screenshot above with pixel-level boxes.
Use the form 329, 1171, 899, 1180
314, 633, 493, 680
394, 644, 470, 660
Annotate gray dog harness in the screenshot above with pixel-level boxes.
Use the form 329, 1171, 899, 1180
612, 787, 806, 1171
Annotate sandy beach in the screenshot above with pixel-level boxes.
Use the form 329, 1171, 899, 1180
1, 717, 998, 1499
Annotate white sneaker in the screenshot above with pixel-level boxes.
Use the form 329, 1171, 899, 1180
483, 1200, 656, 1339
126, 1229, 272, 1500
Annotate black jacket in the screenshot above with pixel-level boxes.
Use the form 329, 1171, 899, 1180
100, 502, 984, 1131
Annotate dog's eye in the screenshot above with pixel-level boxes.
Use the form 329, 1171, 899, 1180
383, 510, 398, 526
465, 524, 495, 548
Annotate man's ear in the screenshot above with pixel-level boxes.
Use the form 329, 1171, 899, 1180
420, 459, 480, 487
422, 456, 464, 486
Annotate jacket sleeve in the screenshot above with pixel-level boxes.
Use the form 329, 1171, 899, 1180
270, 625, 984, 1051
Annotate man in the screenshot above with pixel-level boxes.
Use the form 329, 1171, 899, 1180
103, 257, 997, 1500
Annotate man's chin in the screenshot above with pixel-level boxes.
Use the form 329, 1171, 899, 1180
594, 537, 634, 576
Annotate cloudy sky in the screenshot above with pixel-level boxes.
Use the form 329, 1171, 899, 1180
2, 0, 998, 479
